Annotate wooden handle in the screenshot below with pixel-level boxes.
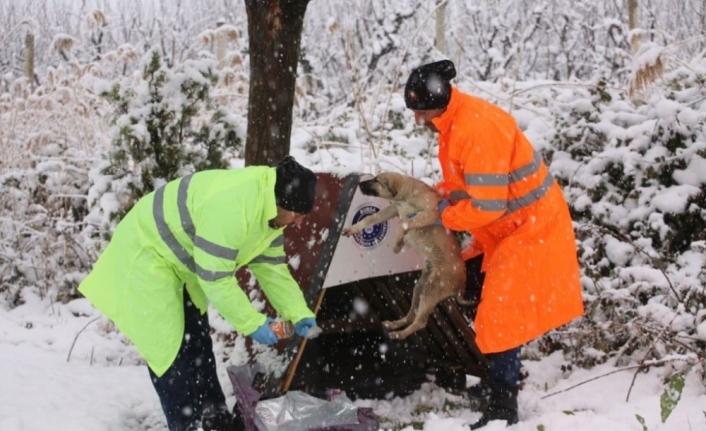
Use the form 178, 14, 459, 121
279, 288, 327, 393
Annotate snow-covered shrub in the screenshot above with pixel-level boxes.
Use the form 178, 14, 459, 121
534, 61, 706, 368
0, 50, 246, 308
93, 49, 244, 224
0, 68, 106, 307
0, 153, 97, 308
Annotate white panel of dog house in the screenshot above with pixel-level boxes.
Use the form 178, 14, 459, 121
323, 175, 425, 289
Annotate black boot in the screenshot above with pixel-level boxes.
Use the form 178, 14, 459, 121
467, 380, 492, 413
202, 405, 236, 431
182, 421, 202, 431
469, 386, 518, 430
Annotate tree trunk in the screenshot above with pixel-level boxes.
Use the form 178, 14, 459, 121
244, 0, 310, 167
627, 0, 639, 54
435, 0, 447, 56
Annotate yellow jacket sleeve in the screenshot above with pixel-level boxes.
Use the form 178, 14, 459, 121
249, 235, 315, 324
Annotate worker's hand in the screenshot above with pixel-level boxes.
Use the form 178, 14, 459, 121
437, 199, 451, 216
294, 317, 317, 337
249, 317, 278, 345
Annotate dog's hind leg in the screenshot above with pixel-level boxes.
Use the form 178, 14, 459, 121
382, 269, 430, 332
388, 272, 452, 340
388, 293, 438, 340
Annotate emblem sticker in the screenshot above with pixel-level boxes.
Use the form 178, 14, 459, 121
350, 205, 388, 248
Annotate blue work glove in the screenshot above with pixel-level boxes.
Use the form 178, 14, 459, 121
437, 199, 451, 216
249, 317, 278, 345
294, 317, 317, 337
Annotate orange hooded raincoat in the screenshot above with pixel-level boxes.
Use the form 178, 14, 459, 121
434, 88, 584, 354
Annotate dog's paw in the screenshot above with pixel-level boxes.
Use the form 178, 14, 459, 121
387, 331, 402, 340
382, 319, 406, 331
341, 226, 357, 237
382, 320, 400, 340
392, 241, 404, 253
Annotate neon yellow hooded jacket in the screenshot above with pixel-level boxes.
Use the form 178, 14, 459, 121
78, 166, 315, 376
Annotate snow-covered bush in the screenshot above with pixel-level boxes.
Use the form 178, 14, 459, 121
0, 152, 97, 308
0, 50, 246, 308
92, 49, 244, 224
0, 68, 106, 308
532, 61, 706, 369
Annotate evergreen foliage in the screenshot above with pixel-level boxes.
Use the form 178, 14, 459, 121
99, 49, 242, 221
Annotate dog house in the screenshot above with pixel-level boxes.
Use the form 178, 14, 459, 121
236, 172, 486, 401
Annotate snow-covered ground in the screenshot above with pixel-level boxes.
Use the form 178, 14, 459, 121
2, 290, 704, 431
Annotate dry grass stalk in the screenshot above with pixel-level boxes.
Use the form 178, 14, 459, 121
9, 79, 31, 99
215, 25, 239, 42
0, 19, 35, 47
0, 62, 110, 174
198, 29, 217, 45
228, 53, 244, 67
117, 44, 141, 63
629, 53, 664, 100
220, 70, 237, 87
88, 10, 107, 29
51, 34, 78, 55
101, 44, 141, 66
198, 26, 239, 46
45, 68, 56, 88
628, 33, 706, 102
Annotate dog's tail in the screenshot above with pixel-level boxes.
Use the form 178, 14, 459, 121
453, 291, 478, 307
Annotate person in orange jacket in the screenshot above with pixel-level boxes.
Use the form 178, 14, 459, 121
403, 60, 584, 429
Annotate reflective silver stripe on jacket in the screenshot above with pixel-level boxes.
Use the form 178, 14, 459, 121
472, 198, 507, 212
449, 190, 507, 212
509, 151, 542, 184
250, 254, 286, 265
506, 172, 554, 214
177, 175, 238, 261
152, 175, 238, 281
270, 235, 285, 248
153, 183, 234, 281
453, 151, 554, 215
464, 173, 509, 186
250, 235, 286, 265
463, 151, 543, 187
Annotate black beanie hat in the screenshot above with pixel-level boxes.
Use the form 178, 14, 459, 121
274, 156, 317, 214
404, 59, 457, 110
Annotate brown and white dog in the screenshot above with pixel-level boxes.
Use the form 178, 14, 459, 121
342, 172, 469, 339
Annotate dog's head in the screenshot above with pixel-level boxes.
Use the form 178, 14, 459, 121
358, 172, 405, 199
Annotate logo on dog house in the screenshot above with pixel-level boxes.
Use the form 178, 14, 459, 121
350, 205, 388, 248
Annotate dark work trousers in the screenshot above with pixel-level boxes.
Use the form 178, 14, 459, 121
465, 255, 522, 389
149, 288, 227, 431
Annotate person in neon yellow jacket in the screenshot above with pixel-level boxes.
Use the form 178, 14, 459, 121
79, 156, 319, 431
